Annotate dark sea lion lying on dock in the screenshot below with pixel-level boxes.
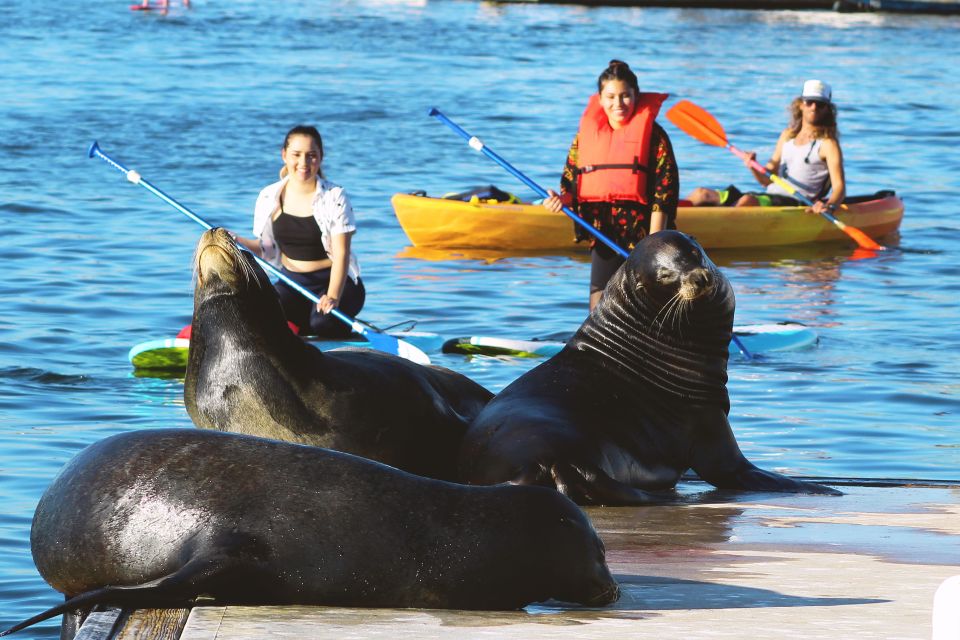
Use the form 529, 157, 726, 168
183, 228, 492, 481
0, 428, 619, 637
459, 231, 840, 505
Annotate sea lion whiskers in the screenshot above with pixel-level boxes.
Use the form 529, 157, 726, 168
678, 265, 715, 301
650, 262, 717, 337
650, 291, 685, 338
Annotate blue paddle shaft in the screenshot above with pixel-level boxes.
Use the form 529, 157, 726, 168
87, 142, 428, 362
88, 143, 323, 301
428, 108, 629, 259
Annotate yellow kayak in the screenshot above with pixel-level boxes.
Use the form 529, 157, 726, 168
391, 191, 903, 251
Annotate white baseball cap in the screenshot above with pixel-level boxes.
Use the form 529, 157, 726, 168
801, 79, 832, 103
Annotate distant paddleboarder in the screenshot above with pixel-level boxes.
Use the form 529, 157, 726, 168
133, 0, 190, 12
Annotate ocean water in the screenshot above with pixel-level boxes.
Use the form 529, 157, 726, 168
1, 0, 959, 636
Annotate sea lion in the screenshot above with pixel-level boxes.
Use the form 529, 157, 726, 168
0, 429, 618, 637
459, 230, 839, 505
183, 228, 492, 481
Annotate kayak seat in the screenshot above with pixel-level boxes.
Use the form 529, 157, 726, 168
441, 185, 520, 204
842, 190, 896, 205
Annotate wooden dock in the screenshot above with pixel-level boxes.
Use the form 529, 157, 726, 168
72, 482, 960, 639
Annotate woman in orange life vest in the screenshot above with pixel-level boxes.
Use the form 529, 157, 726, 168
231, 125, 365, 338
544, 59, 679, 311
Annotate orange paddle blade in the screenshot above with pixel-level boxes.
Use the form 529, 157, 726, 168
838, 222, 885, 251
666, 100, 730, 148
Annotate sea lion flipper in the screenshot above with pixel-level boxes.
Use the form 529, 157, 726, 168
0, 558, 226, 637
699, 461, 842, 496
550, 463, 674, 506
0, 587, 111, 637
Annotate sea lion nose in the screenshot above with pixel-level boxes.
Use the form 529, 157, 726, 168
686, 268, 710, 289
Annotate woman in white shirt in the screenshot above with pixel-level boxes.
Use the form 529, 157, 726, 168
233, 126, 364, 337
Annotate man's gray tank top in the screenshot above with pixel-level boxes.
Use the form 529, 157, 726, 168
766, 137, 830, 200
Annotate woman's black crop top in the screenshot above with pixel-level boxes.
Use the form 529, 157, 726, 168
272, 211, 328, 261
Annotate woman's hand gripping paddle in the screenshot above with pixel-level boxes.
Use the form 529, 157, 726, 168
428, 108, 752, 361
87, 142, 431, 365
665, 99, 885, 252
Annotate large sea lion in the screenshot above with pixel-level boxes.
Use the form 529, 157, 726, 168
459, 230, 839, 505
0, 428, 618, 637
183, 228, 492, 481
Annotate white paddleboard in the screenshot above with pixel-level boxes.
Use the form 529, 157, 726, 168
441, 323, 818, 358
129, 330, 444, 374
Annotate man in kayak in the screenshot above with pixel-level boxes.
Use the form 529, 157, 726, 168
543, 59, 679, 311
685, 79, 845, 219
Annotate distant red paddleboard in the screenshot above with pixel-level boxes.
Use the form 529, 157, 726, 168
130, 2, 184, 11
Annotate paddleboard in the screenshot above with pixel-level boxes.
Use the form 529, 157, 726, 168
441, 323, 818, 359
130, 2, 188, 11
129, 330, 444, 374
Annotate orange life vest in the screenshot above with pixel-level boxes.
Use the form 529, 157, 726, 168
575, 92, 668, 204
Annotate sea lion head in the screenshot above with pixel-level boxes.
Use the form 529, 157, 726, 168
574, 230, 733, 405
191, 227, 289, 333
630, 230, 722, 309
194, 228, 265, 295
603, 230, 735, 337
535, 490, 620, 606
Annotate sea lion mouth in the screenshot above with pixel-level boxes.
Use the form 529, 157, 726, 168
584, 581, 621, 606
194, 228, 256, 290
677, 266, 715, 302
649, 265, 716, 335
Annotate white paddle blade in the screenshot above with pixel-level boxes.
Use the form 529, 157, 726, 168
365, 331, 431, 365
395, 339, 431, 365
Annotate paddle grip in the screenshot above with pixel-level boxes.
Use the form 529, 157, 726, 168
428, 109, 629, 259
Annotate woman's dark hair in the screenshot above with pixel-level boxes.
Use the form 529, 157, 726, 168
281, 125, 324, 178
597, 59, 639, 94
284, 125, 324, 157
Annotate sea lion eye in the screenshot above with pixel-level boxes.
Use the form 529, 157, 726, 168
656, 266, 677, 283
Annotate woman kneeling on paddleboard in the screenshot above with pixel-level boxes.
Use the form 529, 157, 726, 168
686, 80, 846, 217
232, 126, 365, 338
543, 59, 680, 311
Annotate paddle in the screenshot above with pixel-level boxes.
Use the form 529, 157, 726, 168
428, 108, 629, 260
87, 141, 431, 365
428, 108, 752, 361
665, 99, 885, 252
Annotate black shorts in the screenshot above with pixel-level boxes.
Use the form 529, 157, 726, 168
590, 244, 625, 294
274, 267, 366, 338
722, 185, 803, 207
